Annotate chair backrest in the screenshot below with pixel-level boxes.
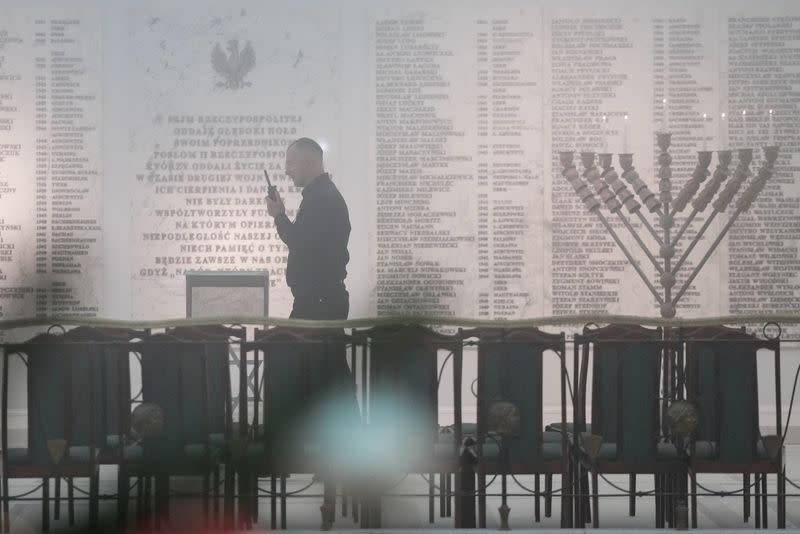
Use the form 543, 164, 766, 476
166, 325, 241, 438
251, 326, 352, 464
682, 325, 773, 462
468, 327, 566, 467
580, 323, 665, 464
4, 332, 100, 466
62, 326, 141, 448
139, 332, 219, 459
360, 324, 462, 464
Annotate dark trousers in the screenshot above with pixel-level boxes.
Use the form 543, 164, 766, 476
288, 286, 357, 492
289, 283, 355, 411
289, 286, 349, 320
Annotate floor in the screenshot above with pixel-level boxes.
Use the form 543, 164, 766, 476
3, 447, 800, 532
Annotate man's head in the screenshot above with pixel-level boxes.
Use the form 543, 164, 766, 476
285, 137, 324, 188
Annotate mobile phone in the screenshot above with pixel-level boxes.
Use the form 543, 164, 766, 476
264, 170, 278, 201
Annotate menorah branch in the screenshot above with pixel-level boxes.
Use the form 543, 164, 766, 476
672, 148, 754, 278
596, 211, 665, 305
561, 151, 665, 306
672, 208, 698, 246
636, 211, 663, 246
617, 213, 665, 275
672, 213, 737, 307
594, 152, 664, 272
671, 211, 718, 276
672, 147, 778, 308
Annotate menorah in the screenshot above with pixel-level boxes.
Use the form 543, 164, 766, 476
560, 133, 780, 318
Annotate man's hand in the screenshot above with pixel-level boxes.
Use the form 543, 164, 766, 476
266, 192, 285, 217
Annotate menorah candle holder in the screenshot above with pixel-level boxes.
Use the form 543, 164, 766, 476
562, 139, 781, 318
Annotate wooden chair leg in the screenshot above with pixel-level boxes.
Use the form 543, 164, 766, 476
582, 465, 591, 524
754, 473, 761, 529
89, 472, 99, 532
439, 472, 445, 518
676, 472, 682, 527
202, 474, 210, 523
428, 473, 434, 523
156, 476, 164, 530
761, 472, 768, 529
691, 471, 698, 528
478, 472, 486, 528
118, 468, 129, 528
453, 466, 462, 527
655, 474, 662, 528
446, 473, 452, 517
144, 476, 152, 527
67, 477, 75, 526
155, 475, 169, 530
164, 475, 172, 525
42, 477, 50, 533
135, 477, 143, 526
564, 459, 574, 528
237, 472, 248, 529
280, 474, 287, 530
153, 477, 161, 531
252, 475, 259, 523
672, 472, 679, 527
629, 474, 636, 516
590, 470, 599, 528
681, 470, 688, 526
576, 464, 584, 526
573, 459, 581, 526
779, 466, 786, 529
544, 473, 552, 518
212, 466, 220, 525
222, 466, 234, 529
53, 477, 60, 521
671, 472, 678, 527
666, 473, 673, 528
744, 473, 751, 522
545, 473, 552, 518
559, 470, 570, 528
1, 474, 9, 534
270, 475, 277, 530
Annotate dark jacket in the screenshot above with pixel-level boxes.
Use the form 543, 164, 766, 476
273, 173, 350, 297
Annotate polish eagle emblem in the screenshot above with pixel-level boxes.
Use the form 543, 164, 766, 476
211, 39, 255, 89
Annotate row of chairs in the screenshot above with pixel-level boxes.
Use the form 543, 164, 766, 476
1, 325, 240, 533
558, 324, 786, 530
0, 322, 787, 530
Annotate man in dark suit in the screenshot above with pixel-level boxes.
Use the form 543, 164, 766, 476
266, 137, 354, 526
266, 137, 351, 320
